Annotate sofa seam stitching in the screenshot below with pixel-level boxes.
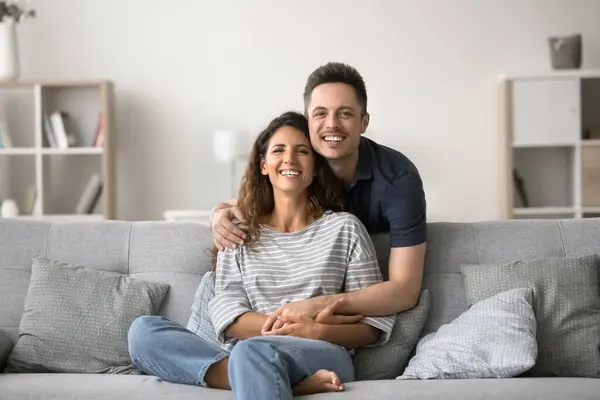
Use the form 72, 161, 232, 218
557, 220, 567, 257
44, 222, 51, 258
127, 222, 133, 275
471, 225, 480, 264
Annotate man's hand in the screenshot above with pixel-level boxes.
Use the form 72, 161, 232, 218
261, 298, 362, 334
211, 206, 247, 251
262, 315, 323, 340
261, 297, 332, 334
314, 299, 363, 325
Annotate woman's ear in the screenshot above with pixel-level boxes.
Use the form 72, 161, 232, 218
260, 156, 268, 175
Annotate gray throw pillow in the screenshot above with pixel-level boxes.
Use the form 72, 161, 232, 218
461, 254, 600, 378
353, 289, 430, 380
186, 271, 233, 354
5, 257, 170, 374
397, 288, 537, 380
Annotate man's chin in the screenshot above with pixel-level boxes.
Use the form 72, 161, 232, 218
318, 149, 351, 162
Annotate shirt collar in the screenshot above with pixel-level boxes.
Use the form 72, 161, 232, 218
355, 136, 373, 181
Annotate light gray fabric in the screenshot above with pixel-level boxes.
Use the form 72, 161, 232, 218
128, 221, 213, 326
0, 219, 49, 343
0, 329, 12, 370
3, 218, 600, 397
461, 254, 600, 378
353, 289, 430, 381
5, 257, 170, 374
398, 288, 537, 380
2, 373, 600, 400
186, 271, 228, 353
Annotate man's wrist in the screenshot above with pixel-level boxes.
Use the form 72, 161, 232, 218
314, 322, 328, 341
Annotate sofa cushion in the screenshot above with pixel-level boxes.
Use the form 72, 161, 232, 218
2, 373, 600, 400
353, 289, 430, 380
398, 288, 537, 380
5, 257, 170, 374
461, 254, 600, 378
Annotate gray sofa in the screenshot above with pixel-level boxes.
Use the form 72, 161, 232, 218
1, 217, 600, 399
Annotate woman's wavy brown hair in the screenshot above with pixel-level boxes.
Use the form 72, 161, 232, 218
211, 111, 346, 270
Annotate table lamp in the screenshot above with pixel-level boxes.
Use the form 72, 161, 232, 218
212, 129, 248, 198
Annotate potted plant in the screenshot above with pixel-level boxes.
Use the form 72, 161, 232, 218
0, 1, 35, 82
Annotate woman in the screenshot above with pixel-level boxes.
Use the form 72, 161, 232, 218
127, 111, 395, 400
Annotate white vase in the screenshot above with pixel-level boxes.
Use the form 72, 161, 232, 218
0, 21, 20, 82
1, 199, 19, 218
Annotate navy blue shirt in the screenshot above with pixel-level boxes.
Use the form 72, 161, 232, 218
345, 137, 427, 247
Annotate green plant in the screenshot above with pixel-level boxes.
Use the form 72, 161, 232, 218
0, 1, 35, 23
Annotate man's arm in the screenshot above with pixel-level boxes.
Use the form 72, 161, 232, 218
328, 243, 425, 316
319, 322, 380, 349
265, 313, 381, 349
332, 172, 426, 316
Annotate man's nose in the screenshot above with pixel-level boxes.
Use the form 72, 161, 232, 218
325, 113, 340, 130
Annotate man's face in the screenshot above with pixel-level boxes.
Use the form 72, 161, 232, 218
307, 82, 369, 161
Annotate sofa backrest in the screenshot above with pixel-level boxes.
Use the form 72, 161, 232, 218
0, 219, 213, 344
1, 217, 600, 345
371, 217, 600, 336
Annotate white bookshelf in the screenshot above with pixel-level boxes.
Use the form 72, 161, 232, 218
499, 70, 600, 220
0, 80, 116, 221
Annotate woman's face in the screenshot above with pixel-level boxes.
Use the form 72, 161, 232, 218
261, 126, 315, 196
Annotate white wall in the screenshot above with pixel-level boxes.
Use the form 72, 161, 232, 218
15, 0, 600, 222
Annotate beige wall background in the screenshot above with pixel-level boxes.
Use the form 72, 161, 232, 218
16, 0, 600, 221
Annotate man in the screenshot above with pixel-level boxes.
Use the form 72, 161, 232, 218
210, 62, 427, 333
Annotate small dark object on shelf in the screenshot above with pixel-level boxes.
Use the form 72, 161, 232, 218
513, 170, 529, 208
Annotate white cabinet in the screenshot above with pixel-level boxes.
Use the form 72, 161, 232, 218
501, 71, 600, 220
511, 79, 580, 147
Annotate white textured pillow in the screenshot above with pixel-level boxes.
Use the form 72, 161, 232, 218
397, 288, 537, 380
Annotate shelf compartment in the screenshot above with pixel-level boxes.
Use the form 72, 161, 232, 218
0, 86, 36, 148
41, 84, 104, 149
0, 155, 37, 216
582, 146, 600, 208
41, 155, 103, 216
513, 146, 576, 209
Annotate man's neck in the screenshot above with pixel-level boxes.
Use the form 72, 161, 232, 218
265, 192, 313, 233
328, 150, 359, 184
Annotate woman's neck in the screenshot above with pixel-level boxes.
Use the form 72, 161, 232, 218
265, 191, 314, 233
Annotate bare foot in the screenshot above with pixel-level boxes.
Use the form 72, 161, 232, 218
293, 369, 344, 396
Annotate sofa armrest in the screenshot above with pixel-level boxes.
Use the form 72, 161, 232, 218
0, 331, 13, 372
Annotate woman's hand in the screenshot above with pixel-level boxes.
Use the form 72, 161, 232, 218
262, 315, 323, 340
261, 298, 362, 333
262, 300, 364, 338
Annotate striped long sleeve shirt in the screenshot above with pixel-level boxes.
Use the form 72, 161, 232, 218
209, 210, 396, 349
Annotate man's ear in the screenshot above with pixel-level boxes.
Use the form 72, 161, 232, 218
361, 112, 370, 134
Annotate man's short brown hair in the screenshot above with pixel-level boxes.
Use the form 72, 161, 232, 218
303, 62, 368, 114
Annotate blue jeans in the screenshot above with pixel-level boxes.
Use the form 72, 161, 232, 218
127, 316, 355, 400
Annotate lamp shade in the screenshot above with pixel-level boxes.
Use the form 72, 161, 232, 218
212, 130, 247, 163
